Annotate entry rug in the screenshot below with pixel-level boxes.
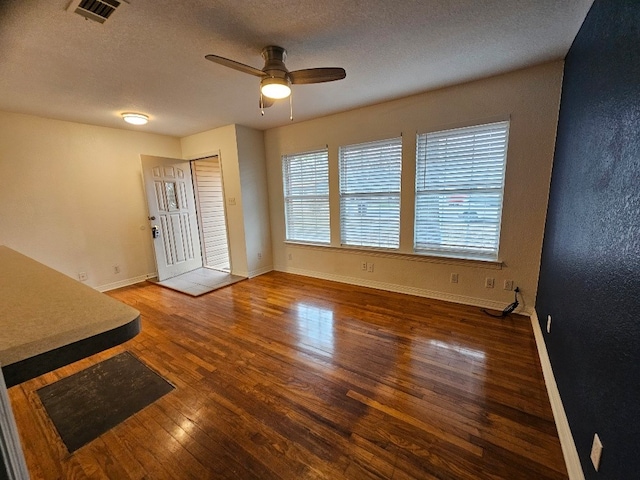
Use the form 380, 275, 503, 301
37, 351, 174, 452
151, 268, 246, 297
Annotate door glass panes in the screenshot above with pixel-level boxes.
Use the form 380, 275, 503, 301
165, 182, 178, 211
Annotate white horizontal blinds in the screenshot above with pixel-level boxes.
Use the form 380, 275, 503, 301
339, 137, 402, 248
282, 149, 330, 244
415, 121, 509, 259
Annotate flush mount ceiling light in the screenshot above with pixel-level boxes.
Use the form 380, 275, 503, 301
260, 77, 291, 99
121, 113, 149, 125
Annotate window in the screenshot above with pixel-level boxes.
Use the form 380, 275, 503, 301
339, 137, 402, 248
414, 121, 509, 260
282, 149, 330, 244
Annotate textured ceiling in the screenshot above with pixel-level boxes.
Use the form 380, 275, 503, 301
0, 0, 593, 137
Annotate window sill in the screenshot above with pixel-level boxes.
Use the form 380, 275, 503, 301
283, 241, 503, 270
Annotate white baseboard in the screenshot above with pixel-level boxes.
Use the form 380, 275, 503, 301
97, 273, 155, 292
530, 311, 584, 480
274, 265, 527, 314
247, 266, 273, 278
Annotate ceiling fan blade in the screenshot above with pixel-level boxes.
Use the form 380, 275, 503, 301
289, 68, 346, 84
205, 54, 266, 77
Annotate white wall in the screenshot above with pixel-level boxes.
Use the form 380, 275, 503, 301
0, 61, 562, 305
236, 125, 272, 276
264, 61, 564, 311
0, 113, 271, 288
0, 111, 182, 290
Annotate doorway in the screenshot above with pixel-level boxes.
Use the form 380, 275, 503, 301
141, 154, 237, 293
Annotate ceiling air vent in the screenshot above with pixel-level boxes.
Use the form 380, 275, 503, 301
67, 0, 128, 24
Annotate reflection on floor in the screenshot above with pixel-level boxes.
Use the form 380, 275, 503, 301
151, 268, 245, 296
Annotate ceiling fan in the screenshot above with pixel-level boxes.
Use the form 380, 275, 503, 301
205, 46, 346, 111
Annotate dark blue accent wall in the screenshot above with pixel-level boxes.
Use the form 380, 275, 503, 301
536, 0, 640, 478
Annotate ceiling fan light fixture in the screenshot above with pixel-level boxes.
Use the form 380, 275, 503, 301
261, 77, 291, 99
122, 112, 149, 125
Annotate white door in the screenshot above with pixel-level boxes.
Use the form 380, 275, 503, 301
141, 155, 202, 281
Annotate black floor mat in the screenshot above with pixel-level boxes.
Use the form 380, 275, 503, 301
37, 351, 174, 453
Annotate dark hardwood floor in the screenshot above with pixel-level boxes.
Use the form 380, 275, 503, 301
9, 272, 567, 479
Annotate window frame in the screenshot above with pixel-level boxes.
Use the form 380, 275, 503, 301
338, 137, 403, 250
414, 121, 510, 261
282, 148, 331, 245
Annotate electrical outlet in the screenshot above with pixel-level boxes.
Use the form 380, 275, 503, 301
288, 253, 292, 260
485, 277, 495, 288
78, 272, 88, 282
547, 315, 552, 333
503, 279, 514, 291
113, 265, 120, 274
590, 433, 603, 471
367, 262, 374, 273
361, 261, 368, 271
450, 273, 459, 284
257, 252, 262, 260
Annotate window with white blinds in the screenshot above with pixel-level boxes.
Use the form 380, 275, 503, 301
414, 121, 509, 260
339, 137, 402, 248
282, 149, 330, 244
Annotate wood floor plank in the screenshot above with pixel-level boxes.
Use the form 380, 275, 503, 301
9, 272, 567, 479
97, 431, 146, 480
9, 385, 58, 480
156, 388, 285, 479
346, 389, 483, 456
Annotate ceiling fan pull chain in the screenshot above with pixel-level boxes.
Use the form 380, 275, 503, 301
289, 93, 293, 121
260, 91, 265, 116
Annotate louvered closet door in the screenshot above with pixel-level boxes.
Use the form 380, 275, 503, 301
192, 157, 231, 271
